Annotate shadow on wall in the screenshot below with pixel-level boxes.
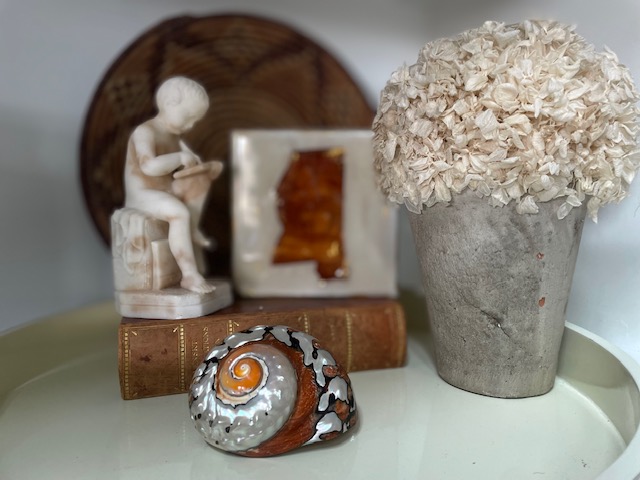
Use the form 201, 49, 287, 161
421, 0, 515, 38
398, 286, 436, 366
0, 108, 112, 332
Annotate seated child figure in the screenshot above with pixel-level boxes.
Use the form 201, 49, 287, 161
124, 76, 215, 294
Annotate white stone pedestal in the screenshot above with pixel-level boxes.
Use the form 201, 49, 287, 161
115, 278, 233, 319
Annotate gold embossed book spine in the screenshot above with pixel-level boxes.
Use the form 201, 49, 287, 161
118, 298, 406, 400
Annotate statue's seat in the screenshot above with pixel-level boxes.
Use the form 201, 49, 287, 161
111, 208, 181, 291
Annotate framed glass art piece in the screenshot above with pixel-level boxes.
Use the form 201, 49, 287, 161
232, 129, 397, 297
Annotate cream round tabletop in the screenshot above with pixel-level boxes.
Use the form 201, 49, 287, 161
1, 302, 639, 479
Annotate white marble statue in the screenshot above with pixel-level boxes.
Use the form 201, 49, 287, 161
125, 76, 214, 293
111, 76, 231, 319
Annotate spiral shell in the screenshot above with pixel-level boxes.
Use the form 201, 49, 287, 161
189, 325, 357, 457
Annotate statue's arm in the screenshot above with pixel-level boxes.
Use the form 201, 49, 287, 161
133, 125, 189, 176
179, 139, 202, 164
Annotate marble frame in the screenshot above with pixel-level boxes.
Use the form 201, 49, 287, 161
231, 129, 398, 297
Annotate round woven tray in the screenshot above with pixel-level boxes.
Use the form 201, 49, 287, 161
80, 13, 374, 275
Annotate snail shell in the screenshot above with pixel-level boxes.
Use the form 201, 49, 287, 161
189, 325, 357, 457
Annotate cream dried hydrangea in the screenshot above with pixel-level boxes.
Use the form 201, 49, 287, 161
373, 20, 640, 221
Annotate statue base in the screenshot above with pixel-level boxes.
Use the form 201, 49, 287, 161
115, 278, 233, 320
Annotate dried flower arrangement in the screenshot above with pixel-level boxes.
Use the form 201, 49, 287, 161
373, 20, 640, 221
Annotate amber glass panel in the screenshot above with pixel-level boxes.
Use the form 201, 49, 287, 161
272, 148, 347, 279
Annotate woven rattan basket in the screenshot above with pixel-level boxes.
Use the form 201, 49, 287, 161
80, 13, 373, 275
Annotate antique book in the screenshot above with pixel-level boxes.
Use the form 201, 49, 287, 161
118, 297, 406, 400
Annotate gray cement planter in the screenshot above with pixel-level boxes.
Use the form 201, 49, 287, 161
408, 191, 587, 398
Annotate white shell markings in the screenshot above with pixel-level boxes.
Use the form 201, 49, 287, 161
305, 412, 343, 446
291, 331, 335, 387
318, 377, 349, 411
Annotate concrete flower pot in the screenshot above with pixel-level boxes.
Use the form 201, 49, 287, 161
408, 191, 587, 398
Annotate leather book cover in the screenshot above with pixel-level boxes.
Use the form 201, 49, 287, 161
118, 297, 406, 400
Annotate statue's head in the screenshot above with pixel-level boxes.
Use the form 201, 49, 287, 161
156, 76, 209, 134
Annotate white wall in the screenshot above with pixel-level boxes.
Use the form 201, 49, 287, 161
0, 0, 638, 362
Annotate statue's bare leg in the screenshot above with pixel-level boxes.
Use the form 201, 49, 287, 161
172, 178, 215, 251
193, 230, 213, 249
189, 211, 214, 250
129, 191, 215, 294
167, 215, 215, 294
